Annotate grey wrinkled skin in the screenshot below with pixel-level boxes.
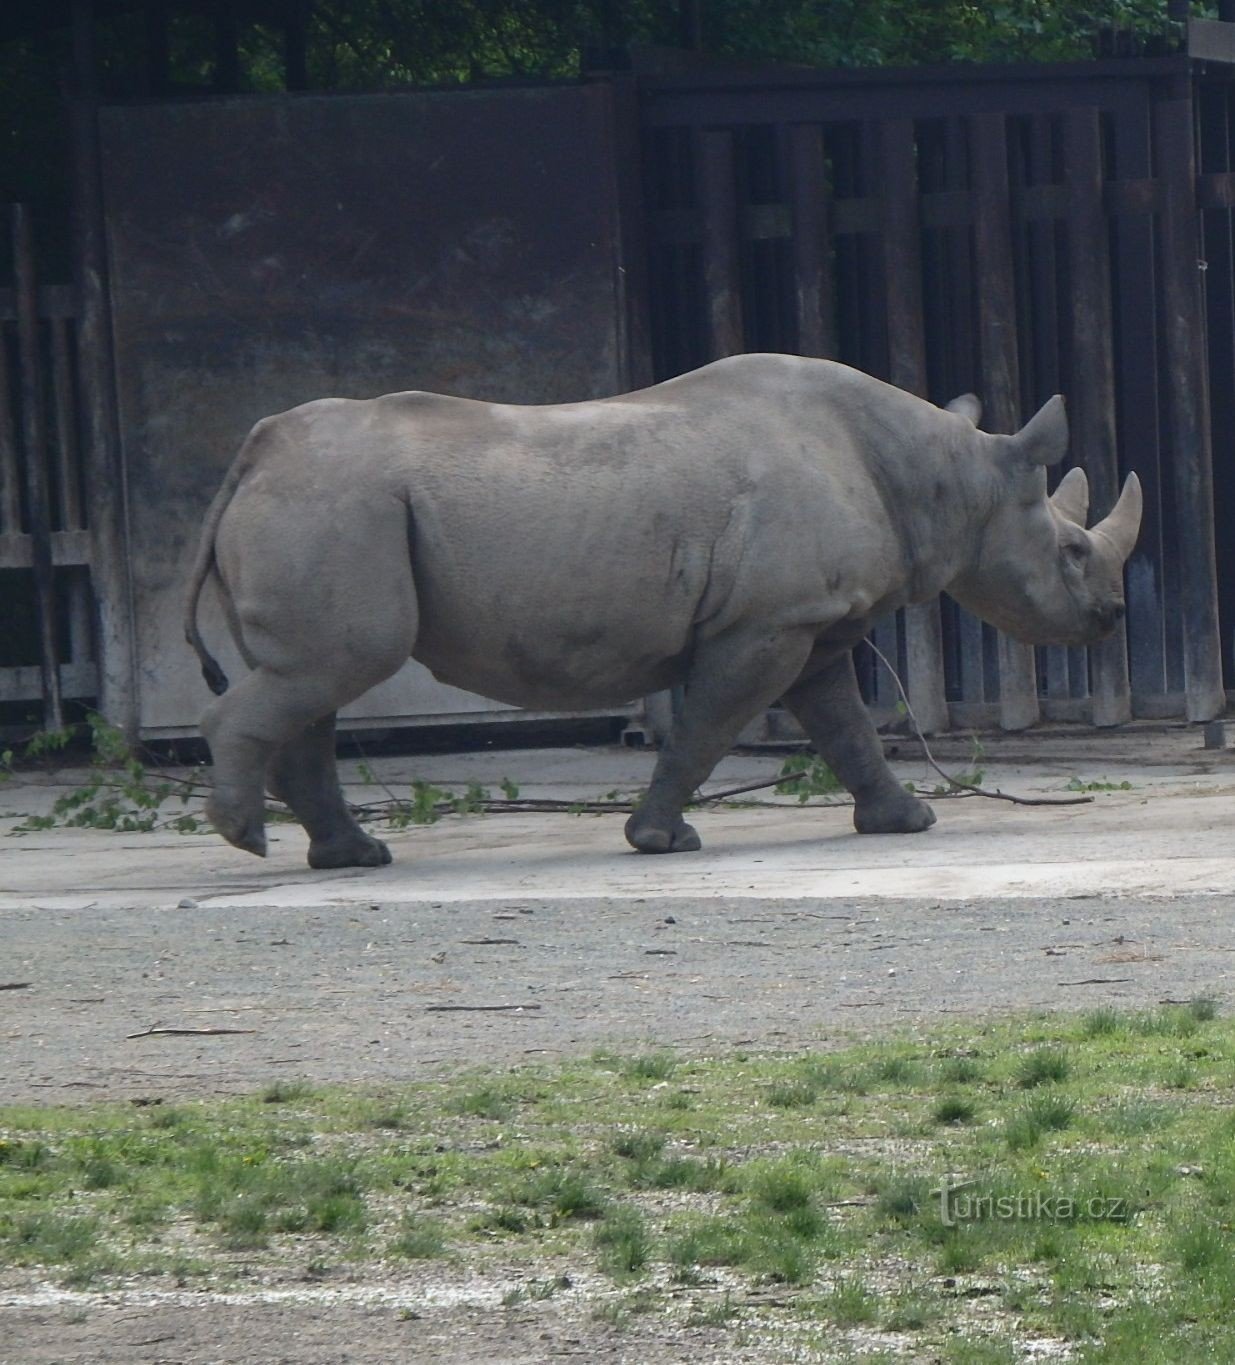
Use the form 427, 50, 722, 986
185, 354, 1142, 869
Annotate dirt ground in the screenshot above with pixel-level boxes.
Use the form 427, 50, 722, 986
3, 724, 1235, 1361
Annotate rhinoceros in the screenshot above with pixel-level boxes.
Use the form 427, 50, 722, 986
185, 353, 1141, 869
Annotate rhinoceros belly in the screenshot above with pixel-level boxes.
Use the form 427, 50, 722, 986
410, 575, 696, 712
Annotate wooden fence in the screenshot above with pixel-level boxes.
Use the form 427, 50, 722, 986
0, 205, 96, 730
640, 58, 1231, 728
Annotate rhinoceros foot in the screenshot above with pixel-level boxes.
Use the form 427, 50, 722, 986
624, 813, 703, 855
853, 790, 936, 835
206, 793, 268, 858
307, 832, 393, 870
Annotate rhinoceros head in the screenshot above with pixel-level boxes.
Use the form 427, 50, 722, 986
946, 395, 1142, 647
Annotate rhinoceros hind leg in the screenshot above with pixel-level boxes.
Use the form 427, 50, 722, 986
268, 714, 392, 869
625, 626, 815, 855
783, 649, 936, 836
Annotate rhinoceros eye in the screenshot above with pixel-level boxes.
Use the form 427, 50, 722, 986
1063, 539, 1090, 565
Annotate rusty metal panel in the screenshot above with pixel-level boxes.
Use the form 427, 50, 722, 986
99, 84, 632, 736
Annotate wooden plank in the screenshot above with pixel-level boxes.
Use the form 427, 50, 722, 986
934, 118, 987, 710
696, 128, 744, 358
12, 203, 63, 731
69, 0, 138, 736
1112, 103, 1168, 704
0, 528, 92, 569
607, 74, 655, 391
787, 123, 836, 358
51, 317, 84, 530
879, 118, 948, 734
0, 661, 98, 705
1154, 98, 1225, 721
0, 330, 21, 534
67, 567, 94, 667
1197, 79, 1235, 714
1023, 117, 1072, 706
970, 112, 1040, 730
1064, 107, 1131, 726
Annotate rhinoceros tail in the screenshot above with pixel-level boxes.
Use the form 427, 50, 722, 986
183, 423, 269, 696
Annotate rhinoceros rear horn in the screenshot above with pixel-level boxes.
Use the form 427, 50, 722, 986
1013, 395, 1069, 467
1050, 467, 1089, 526
946, 393, 983, 426
1090, 472, 1143, 563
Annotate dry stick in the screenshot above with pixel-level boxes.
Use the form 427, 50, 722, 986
862, 639, 1093, 809
127, 1025, 257, 1039
424, 1003, 542, 1013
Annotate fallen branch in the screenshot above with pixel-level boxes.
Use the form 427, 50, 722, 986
0, 982, 31, 991
863, 639, 1095, 808
126, 1025, 257, 1039
423, 1003, 542, 1013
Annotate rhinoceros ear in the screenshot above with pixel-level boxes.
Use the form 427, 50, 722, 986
1012, 395, 1069, 467
945, 393, 982, 426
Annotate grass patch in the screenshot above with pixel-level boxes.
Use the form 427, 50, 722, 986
5, 1006, 1235, 1357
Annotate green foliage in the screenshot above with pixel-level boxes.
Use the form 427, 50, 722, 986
381, 778, 497, 828
1066, 776, 1135, 792
9, 713, 205, 836
89, 1, 1193, 93
775, 753, 842, 801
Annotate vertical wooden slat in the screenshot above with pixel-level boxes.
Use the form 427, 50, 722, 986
788, 123, 836, 359
1064, 107, 1132, 726
933, 117, 982, 709
51, 317, 83, 530
971, 112, 1041, 731
608, 74, 654, 392
697, 128, 744, 358
1110, 106, 1167, 707
878, 118, 948, 734
1198, 82, 1235, 704
71, 0, 139, 736
67, 568, 94, 667
0, 333, 22, 534
1022, 118, 1075, 705
13, 203, 64, 730
1155, 98, 1224, 721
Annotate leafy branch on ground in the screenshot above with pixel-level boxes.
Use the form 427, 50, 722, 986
6, 714, 208, 836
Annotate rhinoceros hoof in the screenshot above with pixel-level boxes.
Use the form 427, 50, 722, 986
308, 832, 393, 870
624, 815, 703, 855
207, 797, 268, 858
853, 794, 937, 835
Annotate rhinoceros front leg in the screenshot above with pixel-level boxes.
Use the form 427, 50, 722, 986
626, 626, 815, 853
782, 649, 936, 834
267, 714, 391, 870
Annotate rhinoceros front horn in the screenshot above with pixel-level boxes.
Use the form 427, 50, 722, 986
1089, 472, 1143, 563
1050, 467, 1089, 526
